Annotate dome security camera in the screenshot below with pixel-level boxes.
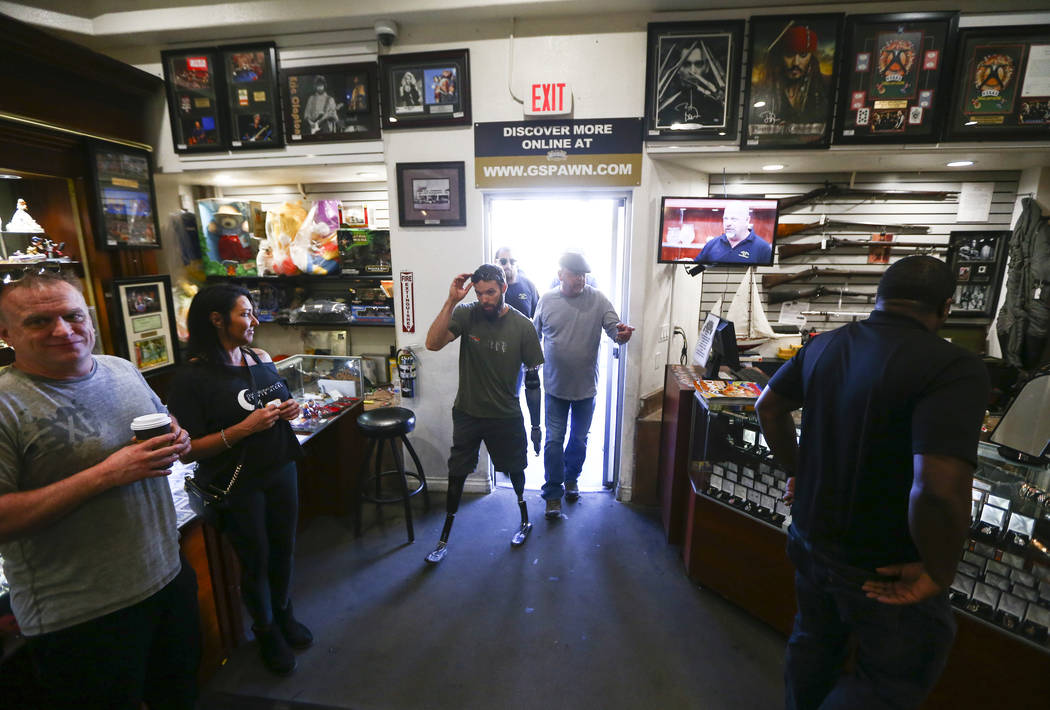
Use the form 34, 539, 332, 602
374, 19, 399, 47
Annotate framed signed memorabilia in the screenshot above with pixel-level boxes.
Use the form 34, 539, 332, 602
111, 275, 179, 375
395, 162, 466, 227
946, 230, 1010, 318
834, 12, 959, 144
944, 26, 1050, 141
218, 42, 284, 150
281, 62, 380, 143
160, 47, 227, 152
742, 14, 844, 150
87, 141, 161, 250
644, 21, 745, 141
379, 50, 471, 130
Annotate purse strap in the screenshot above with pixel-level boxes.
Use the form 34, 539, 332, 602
214, 347, 264, 495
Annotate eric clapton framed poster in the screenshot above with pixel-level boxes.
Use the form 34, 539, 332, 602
281, 62, 381, 143
834, 12, 959, 144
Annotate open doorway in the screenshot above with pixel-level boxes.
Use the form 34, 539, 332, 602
485, 193, 629, 493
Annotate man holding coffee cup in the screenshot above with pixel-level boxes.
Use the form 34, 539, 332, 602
0, 272, 201, 708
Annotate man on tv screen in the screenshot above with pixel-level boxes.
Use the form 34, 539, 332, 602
694, 203, 772, 264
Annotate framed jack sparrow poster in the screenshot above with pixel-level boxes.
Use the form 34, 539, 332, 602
379, 49, 471, 130
944, 26, 1050, 141
644, 21, 745, 142
834, 12, 959, 144
742, 13, 844, 149
160, 47, 228, 152
281, 62, 380, 143
218, 42, 285, 150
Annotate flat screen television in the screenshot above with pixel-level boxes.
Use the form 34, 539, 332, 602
657, 196, 779, 267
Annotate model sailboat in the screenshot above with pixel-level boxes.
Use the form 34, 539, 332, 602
725, 267, 780, 351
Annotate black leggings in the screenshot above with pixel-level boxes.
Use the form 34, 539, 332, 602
221, 461, 299, 627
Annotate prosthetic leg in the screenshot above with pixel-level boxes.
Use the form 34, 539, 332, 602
509, 471, 530, 546
525, 367, 542, 456
425, 476, 466, 564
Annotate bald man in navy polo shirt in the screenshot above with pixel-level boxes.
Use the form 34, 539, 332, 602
694, 203, 772, 264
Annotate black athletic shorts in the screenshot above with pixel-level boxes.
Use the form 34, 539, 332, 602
447, 408, 527, 477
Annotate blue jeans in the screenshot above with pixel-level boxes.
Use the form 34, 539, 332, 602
541, 394, 596, 500
784, 527, 956, 710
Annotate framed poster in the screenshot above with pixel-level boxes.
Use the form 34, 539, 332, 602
111, 275, 179, 375
944, 26, 1050, 141
379, 49, 471, 130
946, 230, 1010, 318
281, 62, 380, 143
643, 20, 745, 142
160, 47, 228, 152
742, 14, 844, 149
395, 162, 466, 227
218, 42, 284, 150
834, 12, 959, 144
87, 141, 161, 250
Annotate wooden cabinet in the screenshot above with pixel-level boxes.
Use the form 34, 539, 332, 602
658, 365, 705, 544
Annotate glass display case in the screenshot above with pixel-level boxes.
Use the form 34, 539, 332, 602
276, 354, 363, 434
951, 442, 1050, 649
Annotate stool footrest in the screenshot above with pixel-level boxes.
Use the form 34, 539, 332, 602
360, 470, 426, 504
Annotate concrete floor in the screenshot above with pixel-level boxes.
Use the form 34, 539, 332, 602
201, 490, 786, 710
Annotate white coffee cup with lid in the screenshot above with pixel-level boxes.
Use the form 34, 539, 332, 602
130, 413, 172, 440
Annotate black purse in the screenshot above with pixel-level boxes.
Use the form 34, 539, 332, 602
184, 347, 262, 527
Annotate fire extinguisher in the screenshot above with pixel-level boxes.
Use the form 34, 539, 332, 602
397, 347, 417, 398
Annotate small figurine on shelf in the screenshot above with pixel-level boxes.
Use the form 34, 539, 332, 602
29, 236, 66, 260
6, 198, 45, 233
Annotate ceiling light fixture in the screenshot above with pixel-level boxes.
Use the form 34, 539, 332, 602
762, 164, 785, 171
0, 173, 23, 180
946, 160, 974, 167
753, 101, 766, 108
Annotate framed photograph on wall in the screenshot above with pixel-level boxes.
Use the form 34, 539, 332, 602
944, 26, 1050, 141
946, 230, 1010, 317
833, 12, 959, 144
87, 141, 161, 250
111, 275, 179, 375
643, 20, 745, 142
742, 14, 844, 149
160, 47, 228, 152
218, 42, 284, 150
395, 162, 466, 227
280, 62, 380, 143
379, 49, 471, 130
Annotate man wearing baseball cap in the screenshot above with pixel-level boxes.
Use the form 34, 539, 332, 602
534, 251, 634, 518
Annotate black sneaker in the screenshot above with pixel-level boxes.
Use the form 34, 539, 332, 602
274, 601, 314, 650
426, 542, 448, 564
253, 623, 297, 676
511, 521, 532, 546
565, 482, 580, 502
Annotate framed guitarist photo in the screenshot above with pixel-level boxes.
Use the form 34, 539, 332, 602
280, 62, 381, 143
218, 42, 285, 151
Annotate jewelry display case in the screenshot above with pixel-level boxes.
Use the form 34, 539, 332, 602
275, 354, 363, 434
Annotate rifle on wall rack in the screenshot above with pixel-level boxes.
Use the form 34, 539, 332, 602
776, 217, 930, 238
767, 285, 876, 305
778, 238, 943, 259
762, 267, 883, 290
777, 182, 958, 212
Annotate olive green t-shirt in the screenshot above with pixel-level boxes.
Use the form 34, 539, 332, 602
448, 303, 544, 418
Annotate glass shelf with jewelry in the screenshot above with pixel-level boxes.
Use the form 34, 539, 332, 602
275, 354, 362, 434
950, 442, 1050, 651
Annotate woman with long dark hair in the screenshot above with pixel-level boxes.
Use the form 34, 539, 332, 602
168, 283, 310, 676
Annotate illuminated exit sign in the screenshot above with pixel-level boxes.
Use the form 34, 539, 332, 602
526, 82, 572, 117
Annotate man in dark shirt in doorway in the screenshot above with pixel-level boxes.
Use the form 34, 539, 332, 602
494, 246, 539, 319
756, 255, 989, 710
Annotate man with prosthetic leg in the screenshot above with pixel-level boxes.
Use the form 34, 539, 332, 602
424, 264, 544, 564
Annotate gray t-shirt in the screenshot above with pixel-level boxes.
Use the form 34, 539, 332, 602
0, 356, 180, 636
448, 303, 544, 419
534, 285, 621, 400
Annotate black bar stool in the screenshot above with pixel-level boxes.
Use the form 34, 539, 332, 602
355, 407, 430, 542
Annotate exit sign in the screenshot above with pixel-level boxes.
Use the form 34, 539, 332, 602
525, 82, 572, 117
